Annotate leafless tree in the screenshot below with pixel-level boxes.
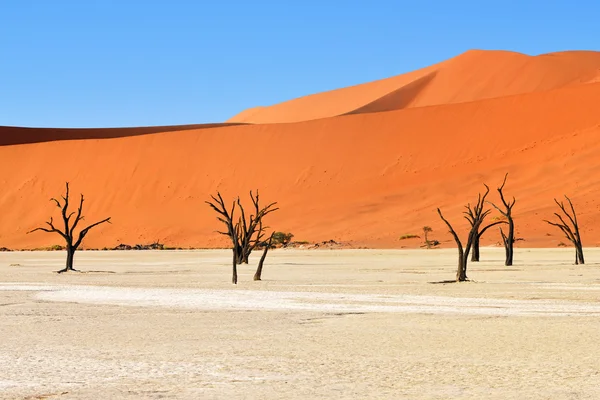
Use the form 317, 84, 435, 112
437, 185, 493, 282
28, 182, 111, 273
206, 190, 278, 284
489, 173, 516, 266
544, 196, 584, 264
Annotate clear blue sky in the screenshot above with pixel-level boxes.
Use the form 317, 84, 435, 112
1, 1, 599, 128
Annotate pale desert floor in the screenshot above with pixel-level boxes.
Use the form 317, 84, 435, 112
1, 248, 600, 399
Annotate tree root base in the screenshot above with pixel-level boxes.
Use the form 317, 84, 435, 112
55, 268, 81, 274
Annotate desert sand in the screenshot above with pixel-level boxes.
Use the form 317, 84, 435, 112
2, 49, 600, 249
2, 248, 600, 399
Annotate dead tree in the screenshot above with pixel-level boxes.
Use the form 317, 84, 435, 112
28, 182, 111, 273
464, 201, 506, 262
544, 196, 584, 264
437, 185, 492, 282
489, 173, 516, 266
206, 190, 278, 284
254, 232, 274, 281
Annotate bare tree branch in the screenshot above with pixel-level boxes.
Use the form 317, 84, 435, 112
479, 220, 507, 237
69, 195, 85, 237
437, 208, 462, 249
74, 217, 112, 249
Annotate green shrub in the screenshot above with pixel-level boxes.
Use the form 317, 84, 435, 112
272, 232, 294, 246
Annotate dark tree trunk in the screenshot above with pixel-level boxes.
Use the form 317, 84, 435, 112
500, 226, 514, 266
232, 248, 238, 284
575, 245, 584, 265
66, 246, 75, 271
234, 245, 245, 264
253, 255, 266, 281
456, 246, 467, 282
461, 230, 476, 281
57, 245, 77, 273
254, 234, 273, 281
241, 251, 250, 264
574, 244, 584, 264
505, 220, 514, 266
470, 235, 480, 262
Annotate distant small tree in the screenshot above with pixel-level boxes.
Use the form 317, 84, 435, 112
423, 226, 433, 249
544, 196, 584, 264
28, 182, 111, 273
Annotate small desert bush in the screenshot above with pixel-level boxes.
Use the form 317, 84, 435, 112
31, 244, 65, 251
272, 232, 294, 246
399, 234, 420, 240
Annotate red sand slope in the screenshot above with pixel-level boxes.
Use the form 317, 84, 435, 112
2, 50, 600, 250
228, 50, 600, 124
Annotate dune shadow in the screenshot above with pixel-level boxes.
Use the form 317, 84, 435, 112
0, 122, 248, 146
344, 71, 437, 116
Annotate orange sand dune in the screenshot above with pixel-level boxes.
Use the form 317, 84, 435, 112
2, 70, 600, 250
228, 50, 600, 123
